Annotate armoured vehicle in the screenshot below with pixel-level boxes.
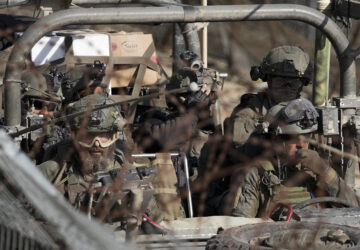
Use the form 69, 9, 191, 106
2, 0, 360, 249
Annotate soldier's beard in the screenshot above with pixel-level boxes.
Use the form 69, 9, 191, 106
79, 144, 115, 174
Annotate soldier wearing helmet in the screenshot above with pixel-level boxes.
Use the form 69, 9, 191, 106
229, 98, 360, 218
38, 94, 184, 224
19, 70, 63, 156
38, 94, 126, 208
225, 45, 313, 146
21, 70, 62, 118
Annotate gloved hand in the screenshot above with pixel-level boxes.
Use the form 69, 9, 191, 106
296, 148, 339, 185
295, 148, 329, 176
150, 116, 197, 150
183, 84, 211, 108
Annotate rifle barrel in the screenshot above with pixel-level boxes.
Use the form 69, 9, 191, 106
9, 88, 188, 138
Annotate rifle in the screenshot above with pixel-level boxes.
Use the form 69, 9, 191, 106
89, 165, 158, 240
9, 87, 189, 138
174, 66, 227, 134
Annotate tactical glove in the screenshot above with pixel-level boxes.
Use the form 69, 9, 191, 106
295, 148, 337, 184
295, 149, 329, 175
184, 88, 210, 108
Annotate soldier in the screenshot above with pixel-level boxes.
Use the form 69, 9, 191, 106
230, 98, 360, 218
133, 50, 216, 188
38, 61, 108, 160
225, 45, 312, 147
198, 46, 312, 215
134, 50, 215, 154
38, 94, 126, 210
21, 70, 62, 119
38, 94, 184, 225
19, 70, 63, 158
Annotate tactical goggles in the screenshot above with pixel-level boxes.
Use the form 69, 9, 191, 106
78, 132, 118, 148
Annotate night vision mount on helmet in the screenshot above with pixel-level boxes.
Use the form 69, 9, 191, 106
67, 94, 125, 133
21, 70, 62, 102
250, 45, 313, 85
261, 98, 319, 135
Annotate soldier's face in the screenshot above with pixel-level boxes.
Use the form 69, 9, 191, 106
268, 76, 303, 103
27, 99, 58, 117
76, 132, 117, 173
283, 135, 309, 156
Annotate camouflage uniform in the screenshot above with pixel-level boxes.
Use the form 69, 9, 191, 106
39, 94, 184, 223
38, 140, 125, 208
19, 70, 63, 159
231, 99, 360, 217
232, 156, 360, 217
38, 94, 125, 211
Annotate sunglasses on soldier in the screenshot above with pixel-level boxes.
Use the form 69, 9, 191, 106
77, 132, 118, 148
270, 76, 303, 90
279, 133, 312, 141
31, 99, 58, 112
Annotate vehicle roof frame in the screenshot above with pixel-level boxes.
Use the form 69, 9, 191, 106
3, 4, 357, 127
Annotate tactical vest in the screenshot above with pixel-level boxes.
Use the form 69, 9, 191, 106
54, 159, 122, 210
53, 149, 184, 222
257, 160, 312, 215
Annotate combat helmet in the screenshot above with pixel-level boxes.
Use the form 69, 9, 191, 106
67, 94, 125, 133
264, 98, 319, 135
21, 70, 62, 102
250, 46, 313, 85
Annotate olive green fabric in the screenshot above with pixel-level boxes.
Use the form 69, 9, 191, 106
231, 162, 311, 218
190, 129, 210, 159
232, 115, 258, 145
146, 153, 184, 222
227, 92, 274, 146
67, 94, 125, 133
231, 159, 300, 217
38, 141, 122, 207
39, 145, 184, 223
231, 149, 360, 218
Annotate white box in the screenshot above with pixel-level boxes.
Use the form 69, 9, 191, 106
31, 36, 66, 66
72, 34, 110, 57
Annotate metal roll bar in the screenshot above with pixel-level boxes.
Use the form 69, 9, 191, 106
4, 4, 356, 127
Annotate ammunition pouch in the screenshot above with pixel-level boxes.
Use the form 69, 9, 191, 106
259, 161, 312, 214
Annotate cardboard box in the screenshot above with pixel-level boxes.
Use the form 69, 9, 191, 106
31, 31, 160, 89
109, 32, 159, 87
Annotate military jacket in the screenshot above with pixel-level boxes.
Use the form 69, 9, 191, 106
38, 140, 124, 208
226, 91, 275, 146
38, 141, 184, 222
231, 152, 360, 218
